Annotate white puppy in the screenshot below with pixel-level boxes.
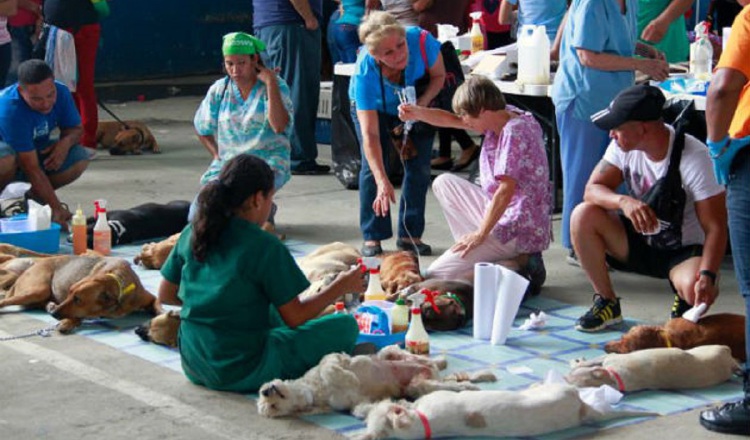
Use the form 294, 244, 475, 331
297, 242, 361, 282
353, 383, 654, 440
257, 345, 496, 417
565, 345, 739, 392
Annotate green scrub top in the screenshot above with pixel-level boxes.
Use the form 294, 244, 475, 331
161, 218, 309, 390
638, 0, 689, 63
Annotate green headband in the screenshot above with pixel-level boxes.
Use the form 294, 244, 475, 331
222, 32, 266, 56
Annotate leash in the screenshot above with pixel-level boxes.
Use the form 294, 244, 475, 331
605, 367, 626, 392
97, 98, 131, 130
0, 324, 59, 342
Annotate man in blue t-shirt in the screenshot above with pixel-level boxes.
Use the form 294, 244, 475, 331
0, 60, 89, 228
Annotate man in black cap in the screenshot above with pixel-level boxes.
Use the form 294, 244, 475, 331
570, 84, 727, 332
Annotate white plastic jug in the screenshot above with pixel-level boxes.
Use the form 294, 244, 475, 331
690, 21, 713, 81
517, 25, 550, 85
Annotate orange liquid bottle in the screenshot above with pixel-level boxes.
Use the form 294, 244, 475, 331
72, 205, 87, 255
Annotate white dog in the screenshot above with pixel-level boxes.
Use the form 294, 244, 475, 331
257, 345, 496, 417
352, 383, 655, 439
298, 242, 361, 282
565, 345, 740, 392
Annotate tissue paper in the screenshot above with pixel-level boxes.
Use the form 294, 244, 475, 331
682, 303, 707, 323
490, 264, 529, 345
473, 262, 499, 340
27, 200, 51, 231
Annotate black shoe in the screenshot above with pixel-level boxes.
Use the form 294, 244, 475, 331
430, 157, 453, 170
396, 239, 432, 256
700, 399, 750, 435
361, 243, 383, 257
575, 294, 623, 332
291, 163, 330, 175
522, 252, 546, 300
670, 294, 692, 319
450, 145, 480, 172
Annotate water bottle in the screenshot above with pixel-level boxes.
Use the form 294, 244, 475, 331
690, 21, 713, 81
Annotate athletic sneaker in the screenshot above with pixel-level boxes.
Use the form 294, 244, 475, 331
566, 249, 581, 267
575, 294, 623, 332
670, 294, 692, 319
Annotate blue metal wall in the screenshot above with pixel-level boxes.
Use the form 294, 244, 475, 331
96, 0, 252, 81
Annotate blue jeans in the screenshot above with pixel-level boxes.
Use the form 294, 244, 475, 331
727, 146, 750, 373
7, 25, 34, 85
350, 105, 434, 241
257, 24, 322, 170
556, 104, 610, 249
328, 14, 360, 64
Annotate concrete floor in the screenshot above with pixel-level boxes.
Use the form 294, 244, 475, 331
0, 95, 743, 439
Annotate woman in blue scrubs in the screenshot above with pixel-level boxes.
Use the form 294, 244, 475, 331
551, 0, 669, 260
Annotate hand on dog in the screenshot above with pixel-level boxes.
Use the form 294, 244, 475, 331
373, 181, 395, 217
452, 230, 489, 258
330, 264, 367, 296
41, 141, 70, 172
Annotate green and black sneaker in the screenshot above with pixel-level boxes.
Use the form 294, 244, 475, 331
670, 294, 692, 319
575, 294, 623, 332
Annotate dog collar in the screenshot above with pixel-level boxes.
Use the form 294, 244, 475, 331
106, 273, 136, 300
442, 293, 466, 316
660, 330, 672, 348
415, 409, 431, 440
605, 367, 626, 392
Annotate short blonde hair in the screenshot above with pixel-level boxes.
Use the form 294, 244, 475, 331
452, 75, 506, 118
358, 11, 405, 53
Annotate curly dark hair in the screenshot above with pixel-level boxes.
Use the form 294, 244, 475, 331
191, 154, 274, 262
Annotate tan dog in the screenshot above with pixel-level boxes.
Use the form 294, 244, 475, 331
135, 309, 180, 348
298, 242, 361, 282
134, 233, 180, 270
96, 120, 160, 155
257, 345, 496, 417
0, 255, 161, 333
604, 314, 746, 362
380, 251, 422, 296
565, 345, 740, 392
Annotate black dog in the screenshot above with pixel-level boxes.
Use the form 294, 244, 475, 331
86, 200, 190, 247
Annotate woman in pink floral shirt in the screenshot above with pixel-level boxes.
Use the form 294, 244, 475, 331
399, 75, 550, 283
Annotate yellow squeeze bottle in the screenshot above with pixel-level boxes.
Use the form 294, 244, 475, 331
469, 12, 484, 54
363, 268, 387, 302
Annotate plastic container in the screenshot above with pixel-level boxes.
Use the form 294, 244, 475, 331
0, 215, 32, 233
334, 301, 347, 314
391, 298, 409, 334
469, 12, 484, 54
93, 201, 111, 255
405, 292, 430, 355
364, 268, 387, 302
517, 25, 551, 86
0, 215, 61, 253
356, 331, 406, 350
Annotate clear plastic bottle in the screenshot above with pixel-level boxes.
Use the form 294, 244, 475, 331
690, 21, 713, 80
469, 12, 484, 54
364, 268, 387, 302
405, 292, 429, 355
72, 205, 87, 255
93, 200, 111, 255
391, 298, 409, 334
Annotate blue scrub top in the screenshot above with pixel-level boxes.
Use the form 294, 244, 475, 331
551, 0, 638, 120
349, 26, 441, 115
507, 0, 567, 43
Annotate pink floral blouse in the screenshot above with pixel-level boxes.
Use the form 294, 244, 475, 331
478, 106, 551, 253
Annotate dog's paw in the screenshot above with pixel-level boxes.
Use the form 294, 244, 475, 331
468, 370, 497, 383
432, 356, 448, 370
352, 402, 374, 419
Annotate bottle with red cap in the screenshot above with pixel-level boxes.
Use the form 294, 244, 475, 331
363, 268, 387, 302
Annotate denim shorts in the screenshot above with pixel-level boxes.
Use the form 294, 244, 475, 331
0, 141, 89, 180
606, 214, 703, 279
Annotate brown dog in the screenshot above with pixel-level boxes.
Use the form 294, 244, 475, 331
604, 314, 746, 362
135, 309, 180, 348
0, 255, 161, 333
380, 251, 423, 296
134, 233, 180, 270
405, 279, 473, 331
96, 120, 160, 155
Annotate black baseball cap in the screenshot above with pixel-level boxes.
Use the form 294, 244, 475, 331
591, 84, 666, 130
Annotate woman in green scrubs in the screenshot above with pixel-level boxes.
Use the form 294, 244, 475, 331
638, 0, 692, 63
158, 154, 366, 392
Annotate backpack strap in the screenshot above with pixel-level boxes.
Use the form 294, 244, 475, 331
419, 30, 429, 68
666, 126, 686, 186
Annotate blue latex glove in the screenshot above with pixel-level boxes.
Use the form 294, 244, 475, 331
706, 135, 750, 185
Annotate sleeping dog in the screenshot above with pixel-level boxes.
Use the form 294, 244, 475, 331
604, 314, 746, 362
0, 255, 161, 333
96, 120, 160, 155
403, 279, 473, 332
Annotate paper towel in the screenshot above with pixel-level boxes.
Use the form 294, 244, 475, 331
490, 264, 529, 345
473, 262, 499, 340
